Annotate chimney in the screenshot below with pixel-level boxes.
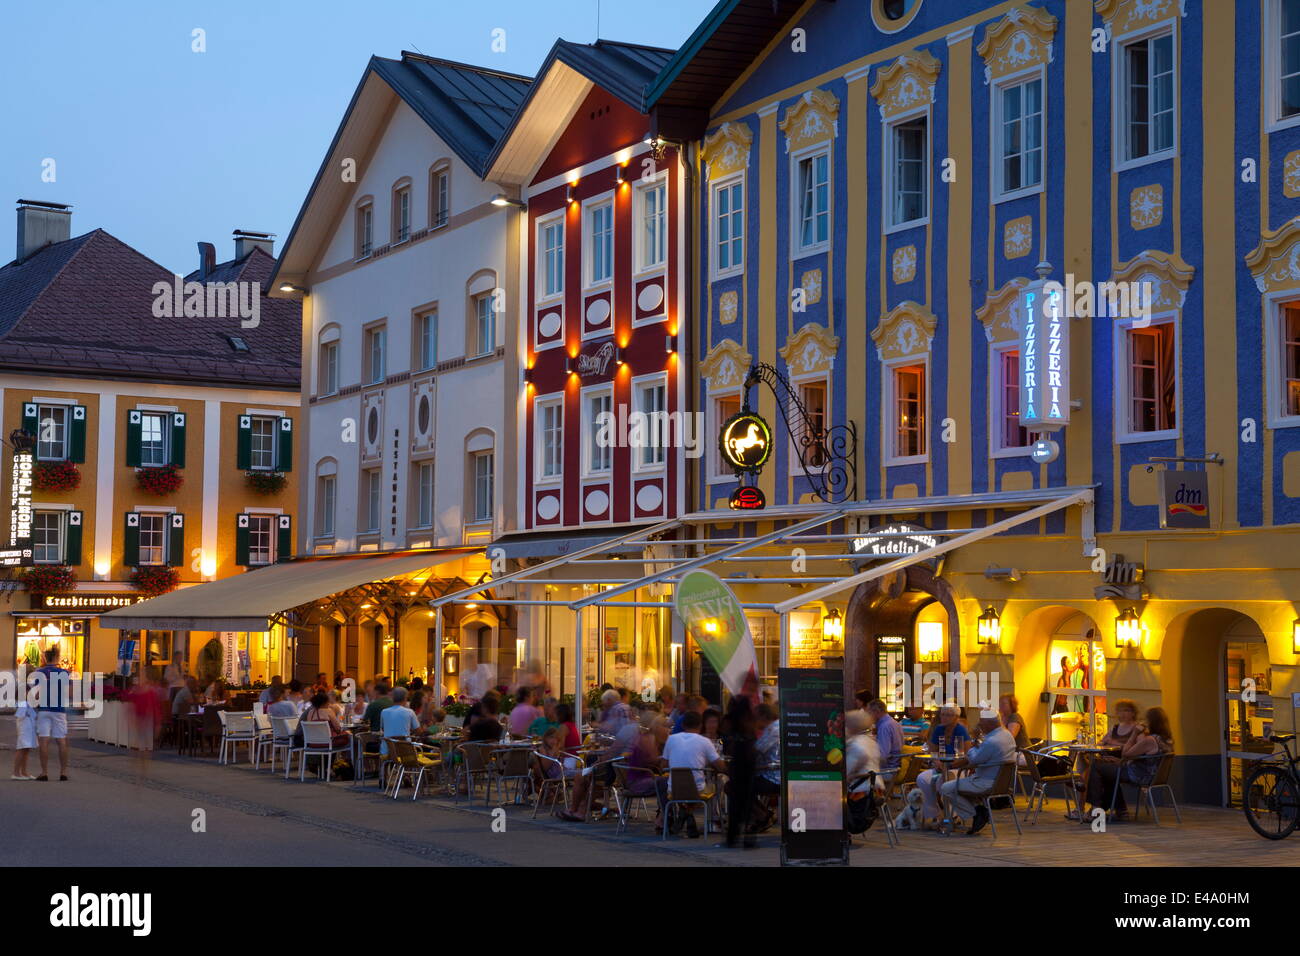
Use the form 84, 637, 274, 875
233, 229, 275, 260
197, 241, 216, 280
16, 199, 72, 263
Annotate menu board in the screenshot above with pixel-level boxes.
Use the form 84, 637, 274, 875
778, 668, 848, 865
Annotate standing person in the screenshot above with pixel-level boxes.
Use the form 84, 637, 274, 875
723, 696, 758, 848
11, 691, 37, 780
752, 703, 781, 828
866, 699, 903, 786
937, 711, 1016, 834
34, 647, 71, 781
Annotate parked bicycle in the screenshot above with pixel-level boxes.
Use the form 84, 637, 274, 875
1242, 733, 1300, 840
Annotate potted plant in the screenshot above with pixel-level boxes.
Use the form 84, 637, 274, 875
245, 471, 287, 495
22, 563, 77, 595
131, 565, 180, 597
32, 460, 81, 493
136, 463, 183, 495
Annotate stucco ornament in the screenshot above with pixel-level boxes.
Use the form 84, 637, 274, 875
1111, 249, 1195, 308
977, 277, 1030, 345
869, 51, 942, 120
1004, 216, 1033, 259
718, 290, 739, 325
779, 322, 841, 376
892, 245, 917, 283
871, 301, 937, 361
1284, 150, 1300, 199
1130, 185, 1163, 230
1094, 0, 1187, 33
976, 6, 1058, 85
701, 338, 753, 391
779, 88, 840, 153
1247, 218, 1300, 294
702, 122, 753, 181
801, 269, 824, 304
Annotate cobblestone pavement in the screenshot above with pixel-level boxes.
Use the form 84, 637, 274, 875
2, 738, 1295, 866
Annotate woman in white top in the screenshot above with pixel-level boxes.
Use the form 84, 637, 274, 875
844, 709, 882, 793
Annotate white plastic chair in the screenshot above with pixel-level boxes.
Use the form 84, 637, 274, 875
298, 721, 349, 782
219, 712, 258, 765
260, 715, 299, 773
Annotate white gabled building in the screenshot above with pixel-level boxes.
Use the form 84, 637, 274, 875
266, 53, 532, 688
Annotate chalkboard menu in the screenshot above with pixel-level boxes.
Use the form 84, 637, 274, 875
778, 668, 848, 865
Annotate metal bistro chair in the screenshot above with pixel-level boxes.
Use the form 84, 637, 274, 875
260, 715, 299, 773
455, 742, 495, 804
388, 739, 440, 800
972, 762, 1023, 839
662, 767, 714, 840
351, 731, 387, 789
1115, 751, 1182, 824
1019, 744, 1079, 824
530, 751, 574, 818
490, 746, 534, 806
611, 761, 660, 834
848, 772, 899, 847
219, 712, 258, 765
297, 721, 350, 782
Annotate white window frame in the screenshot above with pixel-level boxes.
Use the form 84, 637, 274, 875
32, 509, 64, 564
537, 211, 565, 303
1269, 0, 1300, 131
708, 391, 743, 483
789, 374, 830, 475
535, 393, 564, 484
317, 475, 337, 539
1113, 311, 1180, 444
988, 342, 1033, 458
580, 383, 614, 478
418, 310, 438, 371
246, 513, 276, 566
990, 66, 1046, 203
365, 325, 387, 385
137, 512, 168, 566
790, 144, 832, 257
584, 193, 615, 289
884, 106, 930, 232
883, 354, 929, 466
35, 402, 70, 462
138, 411, 170, 468
362, 467, 382, 534
473, 293, 496, 356
632, 372, 669, 472
634, 171, 668, 275
248, 415, 278, 472
1265, 291, 1300, 428
711, 174, 745, 280
1113, 22, 1178, 172
320, 340, 339, 396
471, 451, 494, 524
414, 460, 435, 529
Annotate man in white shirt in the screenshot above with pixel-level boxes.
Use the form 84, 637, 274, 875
655, 710, 726, 837
379, 686, 420, 755
938, 711, 1016, 834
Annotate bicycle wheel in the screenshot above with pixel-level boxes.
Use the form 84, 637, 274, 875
1242, 763, 1300, 840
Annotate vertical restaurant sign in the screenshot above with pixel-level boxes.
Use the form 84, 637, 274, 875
9, 451, 34, 564
1159, 469, 1211, 529
778, 667, 848, 865
220, 632, 239, 684
1019, 277, 1070, 432
672, 569, 758, 696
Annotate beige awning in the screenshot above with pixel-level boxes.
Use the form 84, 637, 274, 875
99, 548, 475, 632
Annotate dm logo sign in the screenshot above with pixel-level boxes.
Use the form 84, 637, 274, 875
1159, 470, 1210, 529
719, 411, 773, 474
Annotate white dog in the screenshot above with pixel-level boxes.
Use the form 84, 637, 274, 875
893, 787, 925, 830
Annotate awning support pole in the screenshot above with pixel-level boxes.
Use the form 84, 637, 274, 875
434, 606, 444, 701
779, 613, 789, 669
573, 612, 584, 727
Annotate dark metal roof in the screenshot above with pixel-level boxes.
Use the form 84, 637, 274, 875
483, 38, 674, 174
646, 0, 811, 125
0, 231, 300, 389
370, 53, 533, 174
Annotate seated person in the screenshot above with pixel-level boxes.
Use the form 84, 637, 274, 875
466, 693, 504, 743
172, 677, 199, 717
936, 712, 1017, 834
265, 686, 298, 719
202, 679, 227, 704
528, 697, 559, 738
653, 710, 727, 838
900, 706, 931, 741
557, 706, 644, 822
844, 709, 882, 794
915, 704, 970, 827
1085, 704, 1173, 820
927, 704, 971, 755
378, 686, 421, 755
301, 692, 349, 749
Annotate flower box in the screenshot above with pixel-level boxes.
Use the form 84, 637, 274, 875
131, 565, 180, 597
22, 564, 77, 595
244, 471, 287, 495
32, 460, 81, 493
136, 463, 183, 495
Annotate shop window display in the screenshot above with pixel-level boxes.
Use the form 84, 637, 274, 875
1225, 638, 1273, 807
16, 618, 86, 673
1047, 632, 1108, 742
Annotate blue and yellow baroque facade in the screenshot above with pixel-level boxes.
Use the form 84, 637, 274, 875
687, 0, 1300, 805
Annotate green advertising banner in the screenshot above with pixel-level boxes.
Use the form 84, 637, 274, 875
672, 569, 759, 696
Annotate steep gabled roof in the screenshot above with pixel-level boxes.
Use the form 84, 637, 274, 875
269, 54, 531, 290
485, 38, 674, 186
0, 231, 300, 389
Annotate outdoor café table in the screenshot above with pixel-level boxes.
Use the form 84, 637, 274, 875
1066, 745, 1121, 823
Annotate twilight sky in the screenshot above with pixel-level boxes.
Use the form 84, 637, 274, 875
1, 0, 713, 272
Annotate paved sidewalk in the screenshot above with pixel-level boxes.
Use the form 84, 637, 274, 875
2, 739, 1293, 866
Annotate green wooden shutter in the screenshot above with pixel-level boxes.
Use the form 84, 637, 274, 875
125, 410, 143, 468
276, 515, 292, 563
123, 512, 140, 567
237, 415, 252, 470
170, 412, 187, 468
168, 513, 185, 567
65, 510, 84, 566
235, 513, 250, 566
68, 406, 87, 462
276, 416, 293, 472
22, 402, 38, 440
